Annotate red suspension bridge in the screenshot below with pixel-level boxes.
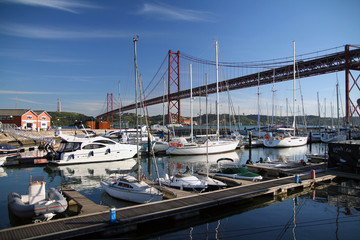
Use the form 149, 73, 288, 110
97, 44, 360, 124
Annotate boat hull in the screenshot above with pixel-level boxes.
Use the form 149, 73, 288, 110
157, 175, 207, 191
263, 136, 308, 148
100, 181, 162, 204
8, 188, 67, 219
320, 134, 347, 143
49, 145, 138, 165
166, 141, 238, 155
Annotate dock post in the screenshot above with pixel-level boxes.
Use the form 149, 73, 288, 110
110, 208, 116, 223
249, 131, 252, 148
294, 175, 300, 183
311, 170, 316, 179
309, 130, 312, 152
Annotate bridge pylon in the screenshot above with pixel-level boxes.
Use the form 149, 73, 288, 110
345, 45, 360, 124
168, 50, 181, 124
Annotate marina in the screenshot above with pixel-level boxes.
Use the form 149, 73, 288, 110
0, 169, 338, 239
0, 136, 359, 239
1, 1, 359, 239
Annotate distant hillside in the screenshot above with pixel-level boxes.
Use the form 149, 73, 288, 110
50, 111, 358, 128
49, 112, 95, 127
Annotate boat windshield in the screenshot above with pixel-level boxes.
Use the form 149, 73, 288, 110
57, 142, 82, 153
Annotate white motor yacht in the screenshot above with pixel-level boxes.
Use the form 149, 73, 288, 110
47, 132, 138, 165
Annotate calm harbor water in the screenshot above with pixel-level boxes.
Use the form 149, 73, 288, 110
0, 143, 359, 239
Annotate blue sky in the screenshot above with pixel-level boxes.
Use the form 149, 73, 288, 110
0, 0, 359, 118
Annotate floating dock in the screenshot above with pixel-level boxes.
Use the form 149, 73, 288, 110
0, 170, 340, 240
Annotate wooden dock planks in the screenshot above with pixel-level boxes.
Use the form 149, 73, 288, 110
61, 186, 108, 215
0, 171, 338, 240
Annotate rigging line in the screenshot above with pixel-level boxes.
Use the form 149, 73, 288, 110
296, 62, 307, 130
181, 45, 345, 68
181, 52, 292, 68
142, 52, 169, 93
144, 69, 168, 99
218, 48, 238, 130
99, 96, 108, 115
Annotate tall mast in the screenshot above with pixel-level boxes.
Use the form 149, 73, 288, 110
190, 63, 193, 142
215, 40, 220, 141
293, 40, 296, 136
205, 73, 209, 178
162, 77, 165, 127
118, 81, 122, 129
257, 72, 260, 137
317, 92, 321, 127
286, 97, 289, 126
133, 36, 140, 181
271, 69, 275, 126
336, 72, 340, 139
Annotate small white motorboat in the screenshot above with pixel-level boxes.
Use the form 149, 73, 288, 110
8, 176, 67, 221
193, 173, 227, 189
157, 173, 207, 191
101, 174, 163, 204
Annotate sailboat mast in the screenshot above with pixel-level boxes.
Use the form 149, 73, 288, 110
336, 72, 340, 139
272, 69, 275, 126
205, 73, 209, 178
133, 36, 140, 181
317, 92, 321, 128
293, 40, 296, 136
215, 40, 220, 141
257, 72, 260, 137
162, 77, 165, 127
190, 63, 193, 142
118, 81, 122, 130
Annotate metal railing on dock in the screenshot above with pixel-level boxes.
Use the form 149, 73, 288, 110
1, 124, 53, 144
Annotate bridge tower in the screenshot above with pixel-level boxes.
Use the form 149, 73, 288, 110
168, 50, 181, 124
107, 93, 113, 123
345, 45, 360, 123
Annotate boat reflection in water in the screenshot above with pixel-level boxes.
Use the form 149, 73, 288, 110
44, 159, 137, 191
162, 150, 242, 174
251, 145, 309, 163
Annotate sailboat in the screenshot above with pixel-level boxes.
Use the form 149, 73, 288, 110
320, 73, 347, 143
166, 41, 239, 155
263, 41, 308, 148
101, 37, 162, 204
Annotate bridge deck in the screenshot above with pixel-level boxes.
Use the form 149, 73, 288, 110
0, 171, 337, 240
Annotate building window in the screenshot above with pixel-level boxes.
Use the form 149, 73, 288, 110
27, 115, 32, 119
41, 116, 46, 120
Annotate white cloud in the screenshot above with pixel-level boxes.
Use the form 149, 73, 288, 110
0, 90, 77, 95
2, 0, 99, 14
63, 100, 104, 116
0, 23, 130, 39
9, 97, 43, 104
137, 3, 214, 22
